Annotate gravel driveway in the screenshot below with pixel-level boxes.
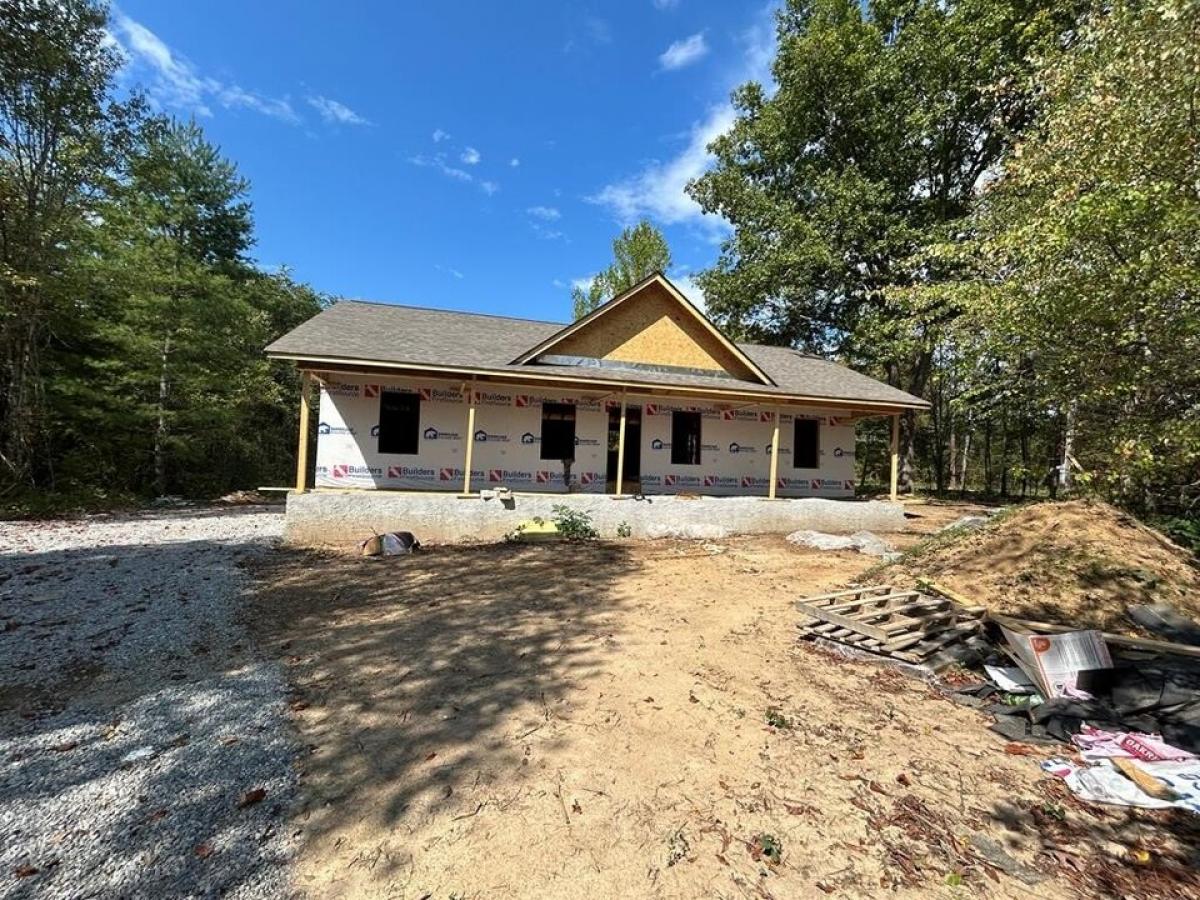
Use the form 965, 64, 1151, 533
0, 507, 298, 899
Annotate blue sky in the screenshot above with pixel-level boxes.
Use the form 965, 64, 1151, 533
109, 2, 778, 323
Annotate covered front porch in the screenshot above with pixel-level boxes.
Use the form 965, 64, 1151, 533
289, 368, 907, 501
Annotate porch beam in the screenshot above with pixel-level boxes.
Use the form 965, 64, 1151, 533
889, 413, 900, 501
462, 379, 478, 495
615, 390, 628, 495
294, 371, 312, 492
768, 407, 781, 499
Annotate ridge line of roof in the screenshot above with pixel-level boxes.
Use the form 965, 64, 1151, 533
335, 300, 832, 365
336, 298, 566, 327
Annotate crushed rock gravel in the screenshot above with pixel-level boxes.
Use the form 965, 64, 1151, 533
0, 507, 300, 899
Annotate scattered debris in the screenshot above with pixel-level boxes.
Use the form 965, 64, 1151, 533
967, 833, 1046, 885
998, 622, 1112, 698
359, 531, 422, 556
786, 529, 899, 560
1128, 604, 1200, 646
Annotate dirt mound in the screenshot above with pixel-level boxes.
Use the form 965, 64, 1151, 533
893, 500, 1200, 635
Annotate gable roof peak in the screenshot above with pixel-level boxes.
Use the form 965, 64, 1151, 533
510, 272, 776, 386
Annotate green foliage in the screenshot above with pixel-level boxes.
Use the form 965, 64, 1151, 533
550, 504, 599, 541
940, 0, 1200, 516
765, 708, 793, 729
616, 521, 632, 538
0, 1, 325, 502
1159, 517, 1200, 557
571, 220, 672, 318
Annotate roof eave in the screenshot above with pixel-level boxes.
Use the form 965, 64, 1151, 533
266, 351, 930, 413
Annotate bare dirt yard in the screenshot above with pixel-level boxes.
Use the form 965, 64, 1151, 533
249, 501, 1200, 899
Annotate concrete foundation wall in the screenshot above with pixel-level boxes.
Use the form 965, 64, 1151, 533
284, 490, 906, 547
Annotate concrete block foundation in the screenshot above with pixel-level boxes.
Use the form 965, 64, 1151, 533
284, 490, 907, 548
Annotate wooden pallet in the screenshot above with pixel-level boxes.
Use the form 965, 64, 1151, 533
796, 584, 986, 666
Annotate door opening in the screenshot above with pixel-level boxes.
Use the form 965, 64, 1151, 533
606, 404, 641, 493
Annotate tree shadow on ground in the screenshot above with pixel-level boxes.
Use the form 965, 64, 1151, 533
247, 540, 638, 880
0, 535, 297, 900
986, 781, 1200, 898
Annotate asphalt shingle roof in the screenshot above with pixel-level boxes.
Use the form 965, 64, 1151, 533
265, 300, 928, 409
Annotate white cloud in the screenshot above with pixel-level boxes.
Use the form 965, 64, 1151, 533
110, 13, 298, 124
510, 157, 521, 167
409, 154, 499, 195
461, 146, 481, 165
589, 12, 776, 234
432, 128, 451, 142
659, 33, 708, 71
653, 0, 681, 8
587, 103, 735, 231
526, 205, 561, 221
670, 272, 707, 313
307, 95, 370, 126
552, 278, 568, 289
435, 264, 465, 280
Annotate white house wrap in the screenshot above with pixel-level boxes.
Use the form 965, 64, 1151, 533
313, 373, 857, 497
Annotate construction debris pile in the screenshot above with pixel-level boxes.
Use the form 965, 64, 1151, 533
797, 579, 1200, 815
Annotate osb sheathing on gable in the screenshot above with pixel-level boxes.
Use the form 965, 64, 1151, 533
546, 282, 760, 379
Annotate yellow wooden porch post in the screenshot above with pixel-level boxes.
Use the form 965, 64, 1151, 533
294, 371, 312, 492
768, 407, 781, 499
615, 390, 628, 495
462, 379, 477, 495
889, 413, 900, 501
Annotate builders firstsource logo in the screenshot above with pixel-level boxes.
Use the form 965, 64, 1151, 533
473, 390, 513, 407
322, 381, 360, 398
419, 386, 464, 403
704, 475, 739, 488
832, 446, 856, 458
741, 476, 771, 489
438, 467, 484, 481
721, 409, 759, 422
423, 427, 461, 441
488, 469, 533, 483
317, 421, 355, 436
664, 474, 702, 488
387, 465, 436, 480
727, 441, 757, 454
330, 464, 381, 481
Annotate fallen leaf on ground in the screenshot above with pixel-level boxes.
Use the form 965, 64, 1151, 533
13, 864, 38, 878
195, 843, 214, 859
1004, 743, 1039, 756
237, 788, 266, 808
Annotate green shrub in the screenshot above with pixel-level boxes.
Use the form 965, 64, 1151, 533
616, 521, 632, 538
551, 504, 598, 541
1159, 516, 1200, 556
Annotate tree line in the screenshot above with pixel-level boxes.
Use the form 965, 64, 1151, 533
686, 0, 1198, 526
0, 0, 324, 510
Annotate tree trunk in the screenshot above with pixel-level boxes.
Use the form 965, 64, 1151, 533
983, 422, 993, 496
948, 420, 958, 492
154, 332, 173, 496
1, 301, 44, 484
1000, 406, 1010, 498
1060, 402, 1077, 494
959, 431, 971, 497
